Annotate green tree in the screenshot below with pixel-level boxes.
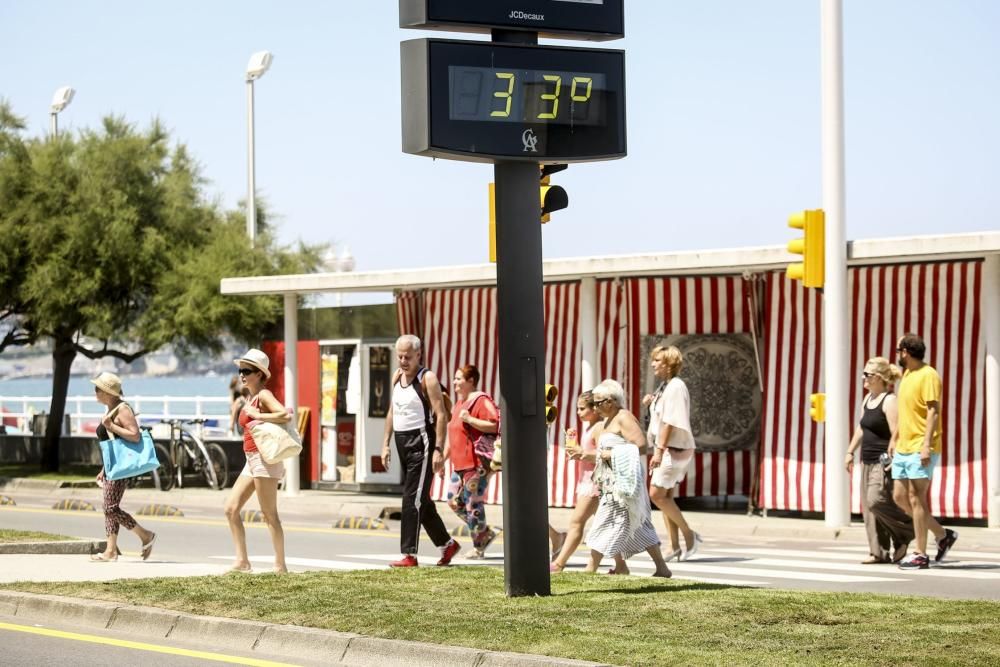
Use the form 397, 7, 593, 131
0, 102, 323, 470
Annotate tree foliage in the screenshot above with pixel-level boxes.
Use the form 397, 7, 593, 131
0, 100, 324, 469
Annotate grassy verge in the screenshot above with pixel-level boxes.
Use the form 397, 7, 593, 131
4, 568, 999, 665
0, 464, 99, 482
0, 528, 75, 543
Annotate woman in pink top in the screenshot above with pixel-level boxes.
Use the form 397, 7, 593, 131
550, 391, 604, 573
223, 349, 290, 573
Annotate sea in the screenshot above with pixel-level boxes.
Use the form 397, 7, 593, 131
0, 374, 235, 421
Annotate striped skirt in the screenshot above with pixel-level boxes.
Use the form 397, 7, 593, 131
586, 483, 660, 558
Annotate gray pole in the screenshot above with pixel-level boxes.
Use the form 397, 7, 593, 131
50, 113, 58, 137
247, 79, 257, 248
821, 0, 850, 527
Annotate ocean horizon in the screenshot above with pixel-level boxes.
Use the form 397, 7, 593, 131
0, 374, 237, 418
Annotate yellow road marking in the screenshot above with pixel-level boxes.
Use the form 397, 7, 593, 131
0, 620, 300, 666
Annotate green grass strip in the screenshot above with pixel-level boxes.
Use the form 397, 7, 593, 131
4, 568, 999, 665
0, 529, 76, 543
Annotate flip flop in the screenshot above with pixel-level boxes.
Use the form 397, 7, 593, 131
141, 533, 157, 561
90, 552, 118, 562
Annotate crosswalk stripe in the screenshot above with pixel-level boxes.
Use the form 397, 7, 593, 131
556, 555, 898, 583
820, 545, 1000, 561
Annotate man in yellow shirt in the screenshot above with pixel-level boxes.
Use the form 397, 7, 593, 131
890, 333, 957, 570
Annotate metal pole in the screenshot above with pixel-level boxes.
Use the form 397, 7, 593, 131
495, 159, 551, 597
821, 0, 850, 527
50, 113, 58, 137
580, 277, 598, 392
984, 254, 1000, 528
283, 293, 300, 496
247, 79, 257, 248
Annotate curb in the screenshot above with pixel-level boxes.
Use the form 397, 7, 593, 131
332, 516, 389, 530
0, 495, 14, 505
0, 539, 106, 555
241, 509, 265, 523
0, 478, 64, 492
0, 591, 611, 666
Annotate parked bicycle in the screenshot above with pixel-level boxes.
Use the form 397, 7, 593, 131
135, 418, 229, 491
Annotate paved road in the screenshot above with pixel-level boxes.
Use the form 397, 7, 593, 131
0, 614, 324, 666
2, 497, 999, 599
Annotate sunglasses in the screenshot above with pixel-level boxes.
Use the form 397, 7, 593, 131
862, 372, 873, 379
593, 398, 613, 407
238, 367, 259, 376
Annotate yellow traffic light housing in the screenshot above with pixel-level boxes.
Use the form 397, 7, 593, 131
544, 383, 559, 426
540, 164, 568, 223
488, 182, 497, 263
787, 209, 825, 289
809, 392, 826, 423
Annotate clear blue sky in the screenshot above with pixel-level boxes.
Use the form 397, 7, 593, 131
3, 2, 998, 282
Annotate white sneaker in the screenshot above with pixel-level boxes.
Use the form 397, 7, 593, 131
680, 533, 703, 562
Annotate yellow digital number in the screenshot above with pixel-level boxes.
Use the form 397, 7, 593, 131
571, 77, 593, 103
538, 75, 562, 119
491, 72, 515, 118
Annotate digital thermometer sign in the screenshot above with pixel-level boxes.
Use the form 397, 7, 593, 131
402, 39, 626, 163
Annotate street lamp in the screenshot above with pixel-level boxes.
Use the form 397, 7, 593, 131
323, 245, 356, 306
50, 86, 75, 137
246, 51, 273, 248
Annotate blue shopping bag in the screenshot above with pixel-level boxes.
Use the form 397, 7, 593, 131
99, 430, 160, 481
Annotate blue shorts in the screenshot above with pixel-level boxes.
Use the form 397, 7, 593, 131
891, 452, 939, 480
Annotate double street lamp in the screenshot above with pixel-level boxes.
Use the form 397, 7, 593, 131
50, 86, 75, 137
246, 51, 273, 248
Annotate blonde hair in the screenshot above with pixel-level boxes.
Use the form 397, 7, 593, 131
864, 357, 902, 384
651, 345, 683, 377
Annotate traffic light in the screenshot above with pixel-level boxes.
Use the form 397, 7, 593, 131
540, 164, 569, 223
544, 383, 559, 426
786, 209, 825, 289
809, 392, 826, 423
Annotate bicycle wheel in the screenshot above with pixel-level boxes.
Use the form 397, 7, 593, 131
202, 442, 230, 490
152, 443, 174, 491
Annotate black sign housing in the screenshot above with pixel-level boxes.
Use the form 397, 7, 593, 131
401, 39, 626, 163
399, 0, 624, 41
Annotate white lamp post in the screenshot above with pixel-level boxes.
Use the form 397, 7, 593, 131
246, 51, 273, 248
324, 245, 356, 306
50, 86, 75, 137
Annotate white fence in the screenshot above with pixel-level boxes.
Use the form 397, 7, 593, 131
0, 395, 234, 437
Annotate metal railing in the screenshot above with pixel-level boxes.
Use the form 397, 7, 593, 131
0, 395, 234, 436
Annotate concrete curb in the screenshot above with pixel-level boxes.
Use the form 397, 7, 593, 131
0, 591, 611, 666
0, 539, 106, 555
51, 498, 96, 511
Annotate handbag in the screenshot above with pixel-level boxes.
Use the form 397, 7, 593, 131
464, 393, 499, 466
99, 429, 160, 481
250, 419, 302, 464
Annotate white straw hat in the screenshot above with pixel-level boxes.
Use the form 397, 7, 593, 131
234, 348, 271, 379
90, 372, 124, 398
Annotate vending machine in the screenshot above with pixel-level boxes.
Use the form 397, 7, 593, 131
317, 338, 399, 490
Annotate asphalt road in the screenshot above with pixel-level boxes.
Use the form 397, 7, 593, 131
0, 614, 325, 666
2, 492, 999, 599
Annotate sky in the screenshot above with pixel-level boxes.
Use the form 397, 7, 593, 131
2, 1, 998, 303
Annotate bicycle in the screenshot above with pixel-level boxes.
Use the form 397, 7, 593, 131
140, 418, 230, 491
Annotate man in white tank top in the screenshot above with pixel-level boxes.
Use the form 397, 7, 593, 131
380, 335, 459, 567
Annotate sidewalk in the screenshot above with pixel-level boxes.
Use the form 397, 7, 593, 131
7, 480, 1000, 550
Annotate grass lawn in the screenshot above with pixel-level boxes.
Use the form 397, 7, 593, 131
0, 463, 99, 482
4, 568, 999, 665
0, 528, 75, 543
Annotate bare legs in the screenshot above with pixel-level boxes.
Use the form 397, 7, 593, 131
224, 475, 286, 573
584, 548, 668, 577
552, 496, 599, 571
649, 485, 695, 553
893, 478, 945, 555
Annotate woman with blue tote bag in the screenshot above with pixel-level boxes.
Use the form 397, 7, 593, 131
90, 372, 157, 562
